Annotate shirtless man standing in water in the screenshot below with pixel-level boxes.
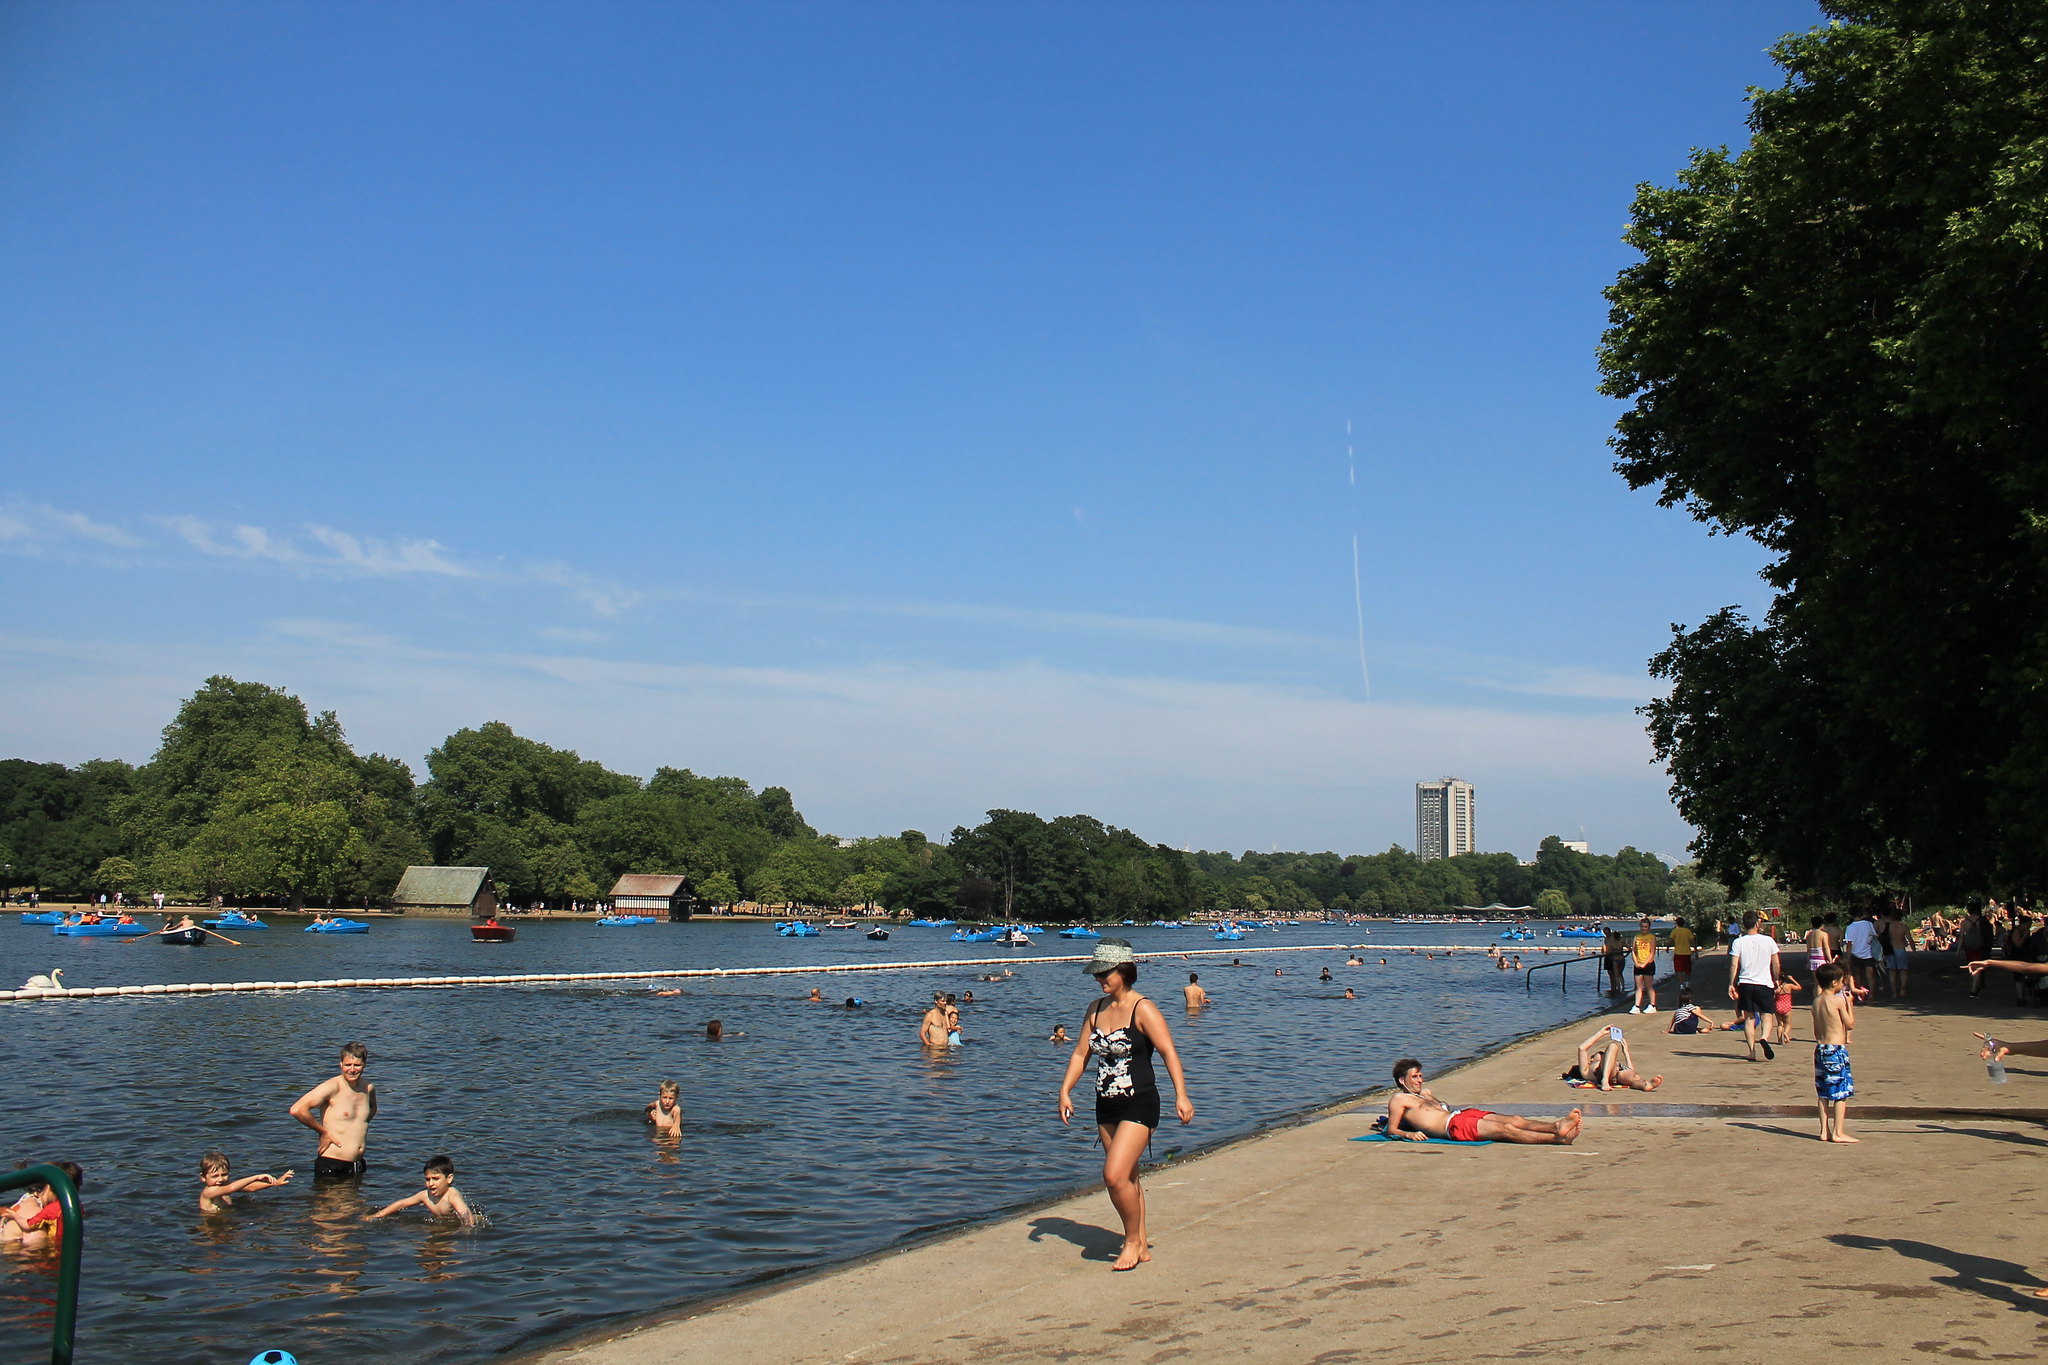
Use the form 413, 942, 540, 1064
1385, 1059, 1581, 1145
290, 1042, 378, 1178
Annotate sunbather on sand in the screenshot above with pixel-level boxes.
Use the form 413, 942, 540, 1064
1385, 1059, 1581, 1144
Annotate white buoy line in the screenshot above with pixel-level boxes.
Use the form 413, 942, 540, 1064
0, 940, 1505, 1003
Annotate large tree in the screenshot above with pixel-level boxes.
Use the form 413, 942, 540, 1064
1599, 1, 2048, 897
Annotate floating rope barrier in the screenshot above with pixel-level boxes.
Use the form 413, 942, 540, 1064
2, 940, 1575, 1002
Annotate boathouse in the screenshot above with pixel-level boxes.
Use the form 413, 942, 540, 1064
610, 873, 694, 920
391, 866, 497, 917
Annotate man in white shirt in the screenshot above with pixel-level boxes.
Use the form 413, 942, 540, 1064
1841, 907, 1882, 997
1726, 910, 1782, 1062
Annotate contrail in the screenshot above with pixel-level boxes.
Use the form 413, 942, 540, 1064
1351, 532, 1373, 700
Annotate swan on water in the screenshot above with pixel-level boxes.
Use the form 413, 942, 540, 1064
23, 969, 66, 991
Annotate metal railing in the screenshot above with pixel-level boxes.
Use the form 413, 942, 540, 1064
1525, 952, 1606, 994
1, 1162, 82, 1364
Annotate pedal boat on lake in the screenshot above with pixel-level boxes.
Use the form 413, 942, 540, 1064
53, 918, 146, 936
304, 917, 370, 934
205, 911, 269, 930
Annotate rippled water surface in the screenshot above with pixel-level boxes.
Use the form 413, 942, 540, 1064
0, 917, 1606, 1363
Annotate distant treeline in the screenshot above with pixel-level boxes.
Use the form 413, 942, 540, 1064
0, 676, 1681, 919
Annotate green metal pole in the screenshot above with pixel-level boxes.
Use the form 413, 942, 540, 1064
24, 1163, 82, 1365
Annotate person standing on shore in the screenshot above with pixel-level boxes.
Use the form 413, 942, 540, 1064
1629, 917, 1659, 1014
1842, 905, 1884, 1000
1056, 939, 1193, 1272
1727, 912, 1781, 1062
1669, 918, 1694, 990
1960, 900, 1994, 996
1811, 964, 1857, 1143
289, 1042, 378, 1179
1804, 912, 1835, 976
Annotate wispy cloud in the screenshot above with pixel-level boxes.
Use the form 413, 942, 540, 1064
1395, 645, 1660, 703
527, 562, 644, 617
0, 500, 139, 548
306, 525, 472, 577
158, 515, 472, 578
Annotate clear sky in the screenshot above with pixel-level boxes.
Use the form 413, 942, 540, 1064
0, 0, 1818, 860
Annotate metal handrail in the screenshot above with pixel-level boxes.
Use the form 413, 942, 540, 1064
1, 1162, 82, 1364
1525, 952, 1603, 994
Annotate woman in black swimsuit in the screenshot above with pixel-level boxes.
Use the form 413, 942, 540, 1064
1056, 939, 1194, 1272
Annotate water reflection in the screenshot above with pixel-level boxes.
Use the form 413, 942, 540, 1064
302, 1180, 371, 1289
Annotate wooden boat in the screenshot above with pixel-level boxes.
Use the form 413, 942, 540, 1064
159, 927, 208, 945
471, 920, 516, 943
866, 927, 891, 940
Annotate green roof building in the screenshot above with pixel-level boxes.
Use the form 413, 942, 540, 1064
391, 866, 497, 916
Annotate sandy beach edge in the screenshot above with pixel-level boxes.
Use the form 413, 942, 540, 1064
500, 976, 1622, 1363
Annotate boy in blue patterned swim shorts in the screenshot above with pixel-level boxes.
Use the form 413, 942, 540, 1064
1811, 964, 1858, 1143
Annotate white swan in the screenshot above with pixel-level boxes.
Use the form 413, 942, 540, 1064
22, 969, 65, 991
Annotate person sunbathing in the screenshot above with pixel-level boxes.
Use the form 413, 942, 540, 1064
1385, 1059, 1581, 1144
1562, 1025, 1663, 1091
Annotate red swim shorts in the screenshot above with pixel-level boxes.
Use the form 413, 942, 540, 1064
1672, 953, 1692, 973
1447, 1108, 1493, 1142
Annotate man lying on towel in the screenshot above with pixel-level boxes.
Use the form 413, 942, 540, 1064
1384, 1058, 1582, 1144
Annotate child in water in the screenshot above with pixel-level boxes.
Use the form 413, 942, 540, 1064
0, 1162, 84, 1250
198, 1150, 293, 1212
645, 1080, 683, 1136
369, 1155, 475, 1226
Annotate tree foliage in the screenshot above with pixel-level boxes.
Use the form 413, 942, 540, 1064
1, 678, 1676, 915
1601, 2, 2048, 897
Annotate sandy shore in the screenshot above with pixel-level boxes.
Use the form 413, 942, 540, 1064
530, 953, 2048, 1363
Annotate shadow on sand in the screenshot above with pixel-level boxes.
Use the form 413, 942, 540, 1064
1026, 1216, 1123, 1262
1830, 1233, 2048, 1309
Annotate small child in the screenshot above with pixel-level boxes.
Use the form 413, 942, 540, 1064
1665, 987, 1716, 1034
1048, 1024, 1069, 1043
645, 1080, 683, 1136
1772, 975, 1807, 1044
369, 1155, 475, 1225
198, 1150, 293, 1213
1812, 963, 1858, 1144
0, 1162, 84, 1251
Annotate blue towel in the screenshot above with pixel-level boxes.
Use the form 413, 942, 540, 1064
1350, 1132, 1485, 1145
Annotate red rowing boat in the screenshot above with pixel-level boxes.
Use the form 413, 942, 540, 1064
471, 919, 516, 943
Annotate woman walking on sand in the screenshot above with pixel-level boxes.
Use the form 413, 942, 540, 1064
1056, 939, 1194, 1272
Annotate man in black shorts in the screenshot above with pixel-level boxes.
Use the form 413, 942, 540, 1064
1726, 911, 1781, 1062
289, 1042, 378, 1178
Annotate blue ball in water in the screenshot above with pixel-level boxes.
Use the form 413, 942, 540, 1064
250, 1352, 298, 1365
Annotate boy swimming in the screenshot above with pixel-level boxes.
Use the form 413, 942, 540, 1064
645, 1080, 683, 1135
369, 1155, 475, 1226
198, 1151, 293, 1213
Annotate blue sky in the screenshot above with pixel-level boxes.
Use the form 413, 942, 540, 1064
0, 0, 1816, 860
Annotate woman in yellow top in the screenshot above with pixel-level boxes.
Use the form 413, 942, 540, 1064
1629, 917, 1660, 1014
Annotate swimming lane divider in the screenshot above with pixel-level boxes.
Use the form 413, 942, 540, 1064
0, 940, 1508, 1002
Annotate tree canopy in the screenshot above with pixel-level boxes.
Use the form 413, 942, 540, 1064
0, 676, 1677, 916
1599, 0, 2048, 898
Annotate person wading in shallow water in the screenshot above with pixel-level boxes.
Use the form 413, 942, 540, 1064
289, 1042, 377, 1179
1056, 939, 1194, 1272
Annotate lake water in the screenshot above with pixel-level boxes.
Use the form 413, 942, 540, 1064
0, 917, 1607, 1363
